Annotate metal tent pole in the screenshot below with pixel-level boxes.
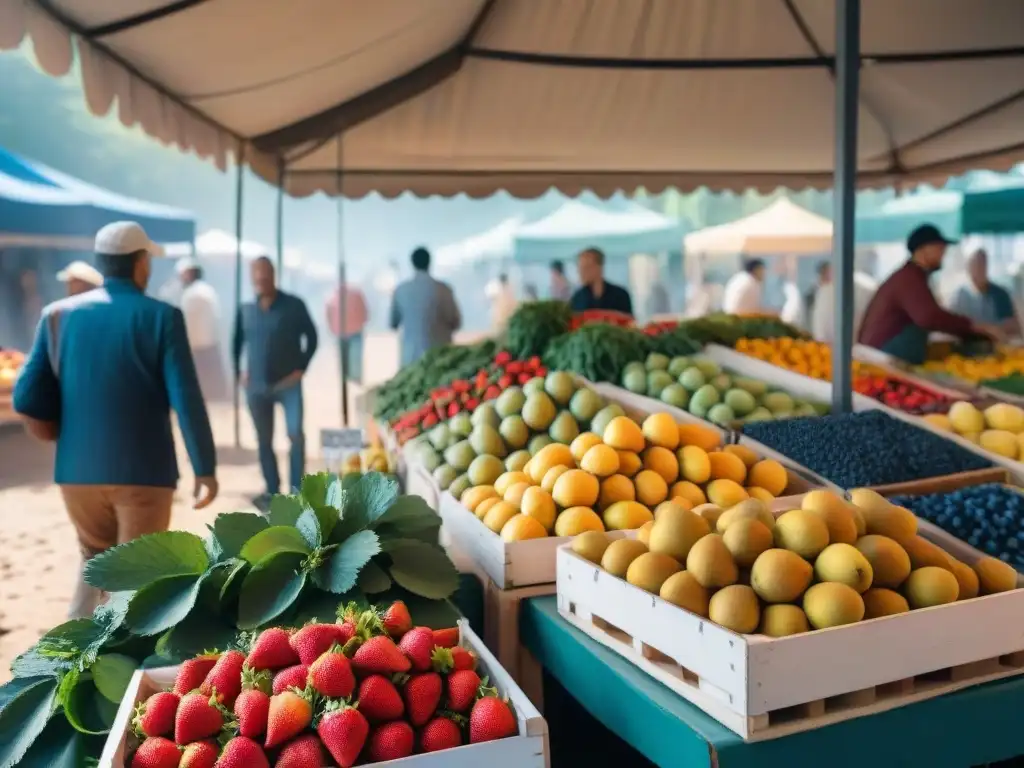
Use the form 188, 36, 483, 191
336, 140, 350, 427
275, 159, 285, 273
232, 148, 246, 448
831, 0, 861, 415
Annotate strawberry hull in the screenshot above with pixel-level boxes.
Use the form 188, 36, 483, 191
101, 621, 549, 768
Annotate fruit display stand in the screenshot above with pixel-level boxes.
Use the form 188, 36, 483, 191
555, 526, 1024, 743
99, 620, 550, 768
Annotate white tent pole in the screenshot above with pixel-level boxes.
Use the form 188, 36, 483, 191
336, 140, 350, 427
232, 147, 246, 449
275, 158, 285, 273
831, 0, 861, 414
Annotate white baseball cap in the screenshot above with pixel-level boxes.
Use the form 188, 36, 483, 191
175, 256, 200, 274
56, 260, 103, 286
94, 221, 164, 257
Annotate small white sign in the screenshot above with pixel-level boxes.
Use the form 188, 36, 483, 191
320, 427, 364, 471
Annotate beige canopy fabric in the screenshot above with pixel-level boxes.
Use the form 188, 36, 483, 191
684, 198, 834, 255
3, 0, 1024, 198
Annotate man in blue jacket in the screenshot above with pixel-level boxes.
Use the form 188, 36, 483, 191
234, 256, 318, 503
13, 221, 218, 619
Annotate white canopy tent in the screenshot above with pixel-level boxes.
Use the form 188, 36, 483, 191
166, 228, 304, 269
684, 198, 834, 256
434, 215, 523, 268
2, 0, 1023, 198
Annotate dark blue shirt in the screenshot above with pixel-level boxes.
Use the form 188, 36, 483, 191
570, 281, 634, 316
233, 290, 318, 393
13, 278, 216, 487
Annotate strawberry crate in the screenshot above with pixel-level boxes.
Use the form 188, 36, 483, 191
98, 620, 549, 768
556, 528, 1024, 742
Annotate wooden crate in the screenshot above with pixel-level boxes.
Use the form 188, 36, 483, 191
99, 621, 549, 768
405, 459, 441, 512
556, 529, 1024, 741
483, 578, 555, 710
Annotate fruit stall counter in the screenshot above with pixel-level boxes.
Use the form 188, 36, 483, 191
521, 595, 1024, 768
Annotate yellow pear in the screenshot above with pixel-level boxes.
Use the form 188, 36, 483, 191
648, 504, 711, 562
685, 534, 738, 588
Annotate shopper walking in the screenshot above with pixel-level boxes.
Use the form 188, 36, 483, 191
234, 256, 318, 504
56, 260, 103, 297
13, 222, 217, 619
326, 278, 369, 384
178, 257, 229, 401
389, 247, 462, 366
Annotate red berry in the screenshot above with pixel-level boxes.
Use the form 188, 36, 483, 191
317, 703, 368, 768
133, 691, 179, 738
246, 627, 298, 671
199, 649, 245, 706
173, 654, 219, 696
179, 740, 218, 768
403, 672, 442, 727
290, 623, 351, 666
215, 736, 269, 768
398, 626, 434, 672
469, 696, 517, 743
352, 635, 411, 675
130, 737, 180, 768
264, 690, 312, 749
366, 721, 415, 762
446, 669, 481, 713
274, 732, 327, 768
174, 692, 223, 745
420, 715, 464, 752
380, 600, 413, 639
356, 674, 405, 723
271, 665, 309, 695
432, 627, 460, 648
307, 647, 355, 699
233, 688, 270, 739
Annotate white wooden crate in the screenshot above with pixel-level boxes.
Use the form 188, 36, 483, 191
99, 621, 548, 768
556, 526, 1024, 741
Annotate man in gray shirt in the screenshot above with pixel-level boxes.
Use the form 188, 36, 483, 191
389, 247, 461, 366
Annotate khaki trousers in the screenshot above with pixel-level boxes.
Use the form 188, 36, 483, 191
60, 485, 175, 619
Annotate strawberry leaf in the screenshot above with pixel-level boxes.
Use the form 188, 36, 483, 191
384, 540, 459, 600
313, 530, 381, 594
295, 507, 322, 549
83, 531, 208, 591
356, 561, 392, 594
369, 495, 436, 532
325, 475, 344, 509
61, 672, 118, 735
349, 473, 401, 527
300, 472, 333, 508
237, 553, 307, 629
90, 654, 138, 704
0, 676, 59, 767
13, 714, 91, 768
212, 513, 269, 559
125, 573, 205, 636
268, 494, 304, 527
239, 526, 311, 565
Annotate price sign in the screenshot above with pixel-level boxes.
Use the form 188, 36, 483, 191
320, 427, 364, 471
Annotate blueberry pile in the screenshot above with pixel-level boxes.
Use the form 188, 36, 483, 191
741, 410, 992, 488
891, 484, 1024, 569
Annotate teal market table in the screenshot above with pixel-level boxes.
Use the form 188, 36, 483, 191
521, 596, 1024, 768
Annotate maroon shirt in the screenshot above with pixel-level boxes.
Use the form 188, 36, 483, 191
858, 261, 973, 349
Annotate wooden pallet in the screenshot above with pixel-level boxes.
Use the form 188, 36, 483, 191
559, 593, 1024, 742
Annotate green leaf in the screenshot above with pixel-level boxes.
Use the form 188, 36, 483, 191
290, 588, 359, 625
307, 504, 338, 543
219, 560, 249, 605
212, 513, 268, 559
268, 495, 303, 527
300, 472, 333, 508
313, 530, 381, 594
126, 574, 204, 636
62, 673, 116, 735
377, 518, 442, 546
370, 495, 437, 531
357, 561, 393, 594
351, 473, 401, 526
196, 560, 240, 614
159, 611, 238, 659
90, 654, 138, 703
295, 507, 322, 549
329, 498, 369, 544
386, 540, 460, 600
91, 592, 132, 635
341, 472, 364, 491
239, 526, 311, 565
237, 553, 307, 629
325, 475, 343, 509
0, 676, 59, 768
17, 715, 95, 768
83, 531, 208, 591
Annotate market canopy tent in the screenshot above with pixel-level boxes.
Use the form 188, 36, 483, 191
0, 147, 195, 244
961, 177, 1024, 234
684, 198, 833, 255
513, 201, 682, 263
434, 215, 523, 268
855, 189, 964, 244
0, 166, 97, 248
3, 1, 1024, 198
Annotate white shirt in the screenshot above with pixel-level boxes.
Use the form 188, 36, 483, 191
780, 282, 805, 328
722, 272, 763, 315
811, 272, 878, 344
180, 280, 220, 350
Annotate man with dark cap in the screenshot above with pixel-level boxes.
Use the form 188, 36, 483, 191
858, 224, 1001, 364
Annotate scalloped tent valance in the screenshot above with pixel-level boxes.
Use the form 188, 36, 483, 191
2, 0, 1024, 199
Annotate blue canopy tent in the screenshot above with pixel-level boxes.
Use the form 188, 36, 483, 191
960, 177, 1024, 235
855, 189, 964, 244
0, 147, 195, 246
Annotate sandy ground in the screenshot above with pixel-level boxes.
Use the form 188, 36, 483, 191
0, 330, 474, 681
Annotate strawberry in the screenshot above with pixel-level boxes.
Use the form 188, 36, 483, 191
130, 737, 180, 768
199, 649, 245, 706
274, 732, 327, 767
352, 635, 411, 675
272, 664, 309, 695
317, 701, 369, 768
264, 689, 312, 749
446, 669, 482, 713
483, 385, 501, 401
356, 674, 404, 723
233, 688, 270, 739
432, 627, 460, 648
245, 627, 298, 671
290, 623, 350, 666
380, 600, 412, 638
431, 645, 476, 673
174, 692, 224, 745
420, 714, 464, 752
132, 691, 179, 738
517, 373, 532, 385
446, 402, 460, 418
214, 736, 269, 768
173, 653, 220, 695
402, 672, 442, 727
398, 626, 434, 672
179, 740, 218, 768
470, 695, 517, 743
307, 645, 355, 699
366, 721, 414, 762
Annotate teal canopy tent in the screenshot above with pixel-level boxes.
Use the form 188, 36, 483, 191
961, 177, 1024, 235
855, 190, 963, 244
